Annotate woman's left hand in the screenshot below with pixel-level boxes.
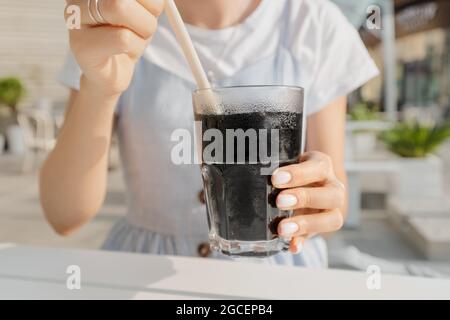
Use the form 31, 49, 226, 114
271, 151, 346, 253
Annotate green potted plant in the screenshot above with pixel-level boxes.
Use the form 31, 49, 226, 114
379, 121, 450, 201
0, 77, 26, 154
379, 121, 450, 158
348, 101, 382, 156
0, 77, 25, 117
349, 101, 381, 122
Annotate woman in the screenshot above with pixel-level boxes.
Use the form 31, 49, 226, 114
40, 0, 378, 268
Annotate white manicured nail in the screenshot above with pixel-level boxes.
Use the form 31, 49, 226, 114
279, 222, 299, 236
273, 170, 292, 185
277, 194, 297, 208
294, 241, 303, 254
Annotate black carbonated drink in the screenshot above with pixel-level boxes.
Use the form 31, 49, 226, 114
197, 111, 302, 256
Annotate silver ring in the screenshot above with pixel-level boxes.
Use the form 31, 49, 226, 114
335, 179, 346, 192
87, 0, 98, 24
94, 0, 108, 24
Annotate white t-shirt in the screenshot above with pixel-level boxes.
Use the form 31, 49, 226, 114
58, 0, 379, 265
59, 0, 379, 115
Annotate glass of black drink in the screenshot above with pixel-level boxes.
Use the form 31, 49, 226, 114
192, 86, 305, 257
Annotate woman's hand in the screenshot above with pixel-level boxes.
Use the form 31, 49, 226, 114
272, 151, 346, 253
66, 0, 164, 97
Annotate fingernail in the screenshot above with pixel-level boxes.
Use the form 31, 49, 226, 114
294, 240, 303, 254
277, 194, 297, 208
279, 222, 299, 236
273, 170, 292, 185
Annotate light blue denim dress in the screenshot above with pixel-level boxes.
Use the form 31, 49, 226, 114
59, 0, 379, 268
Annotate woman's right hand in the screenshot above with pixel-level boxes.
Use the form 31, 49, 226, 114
66, 0, 164, 97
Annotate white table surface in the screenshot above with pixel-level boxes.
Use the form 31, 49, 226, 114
1, 243, 450, 300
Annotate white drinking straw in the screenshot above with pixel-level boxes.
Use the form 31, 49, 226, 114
164, 0, 220, 112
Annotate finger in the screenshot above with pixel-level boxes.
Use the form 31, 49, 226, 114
271, 151, 334, 189
65, 0, 95, 26
289, 236, 305, 254
137, 0, 165, 17
66, 0, 159, 38
278, 209, 344, 237
70, 26, 148, 60
276, 181, 346, 210
99, 0, 158, 38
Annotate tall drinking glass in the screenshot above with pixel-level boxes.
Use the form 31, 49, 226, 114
193, 86, 305, 257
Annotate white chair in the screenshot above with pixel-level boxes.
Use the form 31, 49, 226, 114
17, 109, 56, 173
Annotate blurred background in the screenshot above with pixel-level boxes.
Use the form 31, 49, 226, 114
0, 0, 449, 277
